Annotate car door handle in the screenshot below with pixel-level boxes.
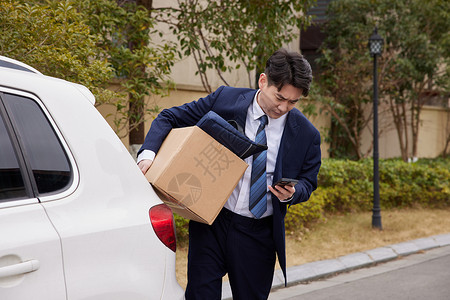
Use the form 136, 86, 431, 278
0, 259, 40, 278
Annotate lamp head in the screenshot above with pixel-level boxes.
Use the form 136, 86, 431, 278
369, 27, 384, 56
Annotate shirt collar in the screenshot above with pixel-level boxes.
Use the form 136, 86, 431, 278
252, 90, 266, 121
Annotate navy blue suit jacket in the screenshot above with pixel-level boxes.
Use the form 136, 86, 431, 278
139, 86, 321, 283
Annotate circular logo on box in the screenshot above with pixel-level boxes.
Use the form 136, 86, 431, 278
167, 173, 202, 207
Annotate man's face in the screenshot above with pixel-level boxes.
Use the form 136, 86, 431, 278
257, 73, 303, 119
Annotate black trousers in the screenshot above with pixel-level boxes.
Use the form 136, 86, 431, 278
185, 208, 276, 300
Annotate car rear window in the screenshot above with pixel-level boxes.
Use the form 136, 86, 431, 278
0, 92, 72, 200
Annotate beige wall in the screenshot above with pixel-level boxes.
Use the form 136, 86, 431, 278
96, 88, 209, 148
98, 87, 450, 162
97, 87, 331, 159
97, 87, 447, 161
360, 104, 449, 159
418, 106, 449, 158
305, 109, 331, 159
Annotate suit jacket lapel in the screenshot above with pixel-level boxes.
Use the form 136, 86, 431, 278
234, 90, 256, 131
280, 110, 301, 156
274, 110, 300, 180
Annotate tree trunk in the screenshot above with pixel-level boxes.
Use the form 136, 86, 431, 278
401, 101, 409, 161
389, 96, 408, 162
128, 0, 153, 147
411, 102, 420, 159
443, 111, 450, 157
129, 97, 145, 145
411, 83, 426, 159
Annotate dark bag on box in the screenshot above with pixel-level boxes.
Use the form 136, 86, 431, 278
196, 111, 267, 159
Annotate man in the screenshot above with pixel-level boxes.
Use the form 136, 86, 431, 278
137, 49, 321, 299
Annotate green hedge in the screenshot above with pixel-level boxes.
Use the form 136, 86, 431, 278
285, 158, 450, 231
174, 158, 450, 241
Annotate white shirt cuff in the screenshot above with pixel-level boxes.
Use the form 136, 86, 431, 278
137, 149, 156, 164
279, 195, 294, 203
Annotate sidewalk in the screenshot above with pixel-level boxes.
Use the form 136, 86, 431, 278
221, 233, 450, 299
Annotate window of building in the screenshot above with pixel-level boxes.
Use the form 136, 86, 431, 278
300, 0, 332, 76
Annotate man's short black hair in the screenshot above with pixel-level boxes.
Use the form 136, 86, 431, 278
265, 49, 313, 97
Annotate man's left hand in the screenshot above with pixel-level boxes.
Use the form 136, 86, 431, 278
268, 184, 295, 202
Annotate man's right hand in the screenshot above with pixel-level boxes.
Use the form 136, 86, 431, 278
138, 159, 153, 175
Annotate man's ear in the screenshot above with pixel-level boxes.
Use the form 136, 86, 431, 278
258, 73, 267, 89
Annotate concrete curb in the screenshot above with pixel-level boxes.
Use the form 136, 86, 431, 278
221, 233, 450, 299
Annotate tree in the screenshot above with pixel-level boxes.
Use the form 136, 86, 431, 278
314, 0, 449, 161
311, 0, 376, 159
0, 0, 114, 103
380, 0, 449, 160
77, 0, 177, 146
154, 0, 316, 93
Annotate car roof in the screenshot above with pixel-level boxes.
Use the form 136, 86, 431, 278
0, 55, 42, 74
0, 56, 96, 105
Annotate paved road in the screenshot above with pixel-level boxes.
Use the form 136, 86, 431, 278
269, 245, 450, 300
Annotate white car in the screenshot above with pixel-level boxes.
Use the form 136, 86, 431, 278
0, 56, 184, 300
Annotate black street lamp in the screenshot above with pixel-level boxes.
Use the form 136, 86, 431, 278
369, 27, 383, 230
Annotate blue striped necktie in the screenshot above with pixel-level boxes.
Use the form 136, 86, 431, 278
249, 115, 268, 218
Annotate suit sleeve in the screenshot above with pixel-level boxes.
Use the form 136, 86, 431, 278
138, 86, 225, 155
290, 130, 321, 205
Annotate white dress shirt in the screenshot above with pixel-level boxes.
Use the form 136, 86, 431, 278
137, 90, 287, 218
224, 90, 286, 218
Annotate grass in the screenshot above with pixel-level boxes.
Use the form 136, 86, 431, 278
175, 207, 450, 288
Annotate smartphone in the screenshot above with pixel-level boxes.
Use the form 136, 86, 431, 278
273, 178, 298, 187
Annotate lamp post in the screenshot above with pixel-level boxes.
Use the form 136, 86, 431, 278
369, 27, 383, 230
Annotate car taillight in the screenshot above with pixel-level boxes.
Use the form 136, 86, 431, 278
149, 204, 177, 252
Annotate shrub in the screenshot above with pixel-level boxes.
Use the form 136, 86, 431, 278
286, 158, 450, 231
174, 214, 189, 246
379, 159, 450, 208
285, 189, 326, 232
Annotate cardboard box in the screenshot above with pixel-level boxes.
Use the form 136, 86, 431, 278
146, 126, 248, 225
